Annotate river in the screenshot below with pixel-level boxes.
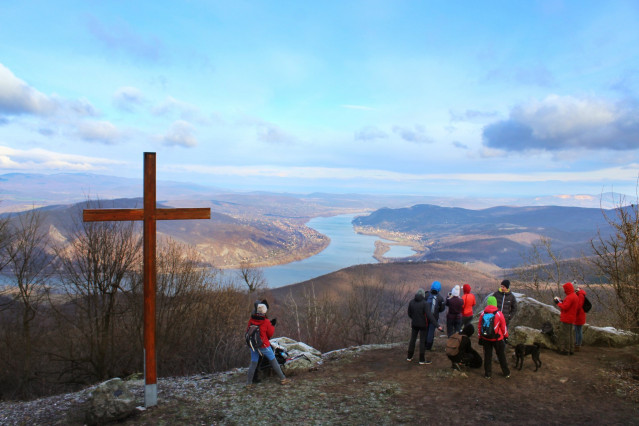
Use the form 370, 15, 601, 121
233, 214, 415, 288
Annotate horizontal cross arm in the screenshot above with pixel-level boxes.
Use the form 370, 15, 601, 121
83, 208, 211, 222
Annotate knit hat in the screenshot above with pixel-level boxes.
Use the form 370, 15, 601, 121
500, 279, 511, 289
461, 324, 475, 337
416, 288, 425, 298
487, 296, 497, 307
463, 284, 471, 294
257, 303, 268, 314
451, 285, 460, 297
431, 281, 441, 293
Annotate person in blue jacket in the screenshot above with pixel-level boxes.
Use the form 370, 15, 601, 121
424, 280, 445, 364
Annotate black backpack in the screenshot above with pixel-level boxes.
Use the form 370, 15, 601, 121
582, 296, 592, 313
480, 313, 498, 339
245, 324, 263, 351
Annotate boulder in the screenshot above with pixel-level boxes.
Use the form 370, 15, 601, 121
83, 378, 137, 425
271, 337, 322, 373
497, 294, 639, 348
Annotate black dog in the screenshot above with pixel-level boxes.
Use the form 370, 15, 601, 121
515, 343, 542, 371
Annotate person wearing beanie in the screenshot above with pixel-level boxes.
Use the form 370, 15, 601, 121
445, 285, 464, 337
447, 324, 483, 370
423, 280, 446, 363
554, 282, 579, 355
407, 288, 429, 363
492, 279, 518, 326
246, 302, 290, 386
461, 284, 476, 329
478, 295, 510, 379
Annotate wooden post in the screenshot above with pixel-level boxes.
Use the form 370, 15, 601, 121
83, 152, 210, 407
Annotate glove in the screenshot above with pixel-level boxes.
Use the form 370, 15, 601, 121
271, 318, 277, 326
504, 337, 509, 345
553, 297, 560, 304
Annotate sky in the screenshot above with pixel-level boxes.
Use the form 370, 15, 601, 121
1, 0, 639, 198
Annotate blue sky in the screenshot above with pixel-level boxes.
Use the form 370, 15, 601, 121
1, 0, 638, 197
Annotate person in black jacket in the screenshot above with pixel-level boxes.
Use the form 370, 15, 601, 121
447, 324, 482, 370
493, 280, 517, 326
407, 288, 428, 364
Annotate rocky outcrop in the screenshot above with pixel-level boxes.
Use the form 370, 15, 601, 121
498, 293, 639, 349
271, 337, 322, 373
81, 378, 138, 425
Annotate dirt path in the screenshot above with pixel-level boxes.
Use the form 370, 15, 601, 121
113, 338, 639, 425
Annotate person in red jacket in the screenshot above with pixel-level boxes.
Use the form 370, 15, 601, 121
246, 303, 290, 385
461, 284, 476, 329
554, 282, 579, 355
478, 296, 510, 379
574, 286, 587, 352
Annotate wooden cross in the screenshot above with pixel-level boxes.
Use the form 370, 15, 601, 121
83, 152, 210, 407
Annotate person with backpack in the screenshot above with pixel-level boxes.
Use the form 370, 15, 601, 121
445, 285, 464, 337
478, 295, 510, 379
553, 282, 579, 355
446, 324, 482, 370
424, 280, 446, 363
246, 303, 290, 386
574, 286, 588, 352
461, 283, 476, 329
407, 288, 429, 364
493, 279, 517, 326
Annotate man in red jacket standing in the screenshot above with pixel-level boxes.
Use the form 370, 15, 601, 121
554, 282, 579, 355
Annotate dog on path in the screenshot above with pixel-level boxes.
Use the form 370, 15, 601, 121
514, 343, 542, 371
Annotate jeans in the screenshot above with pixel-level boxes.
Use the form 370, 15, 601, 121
247, 346, 286, 384
574, 324, 583, 346
425, 322, 438, 351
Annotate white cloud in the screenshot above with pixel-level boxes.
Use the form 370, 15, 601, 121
0, 63, 56, 116
163, 120, 197, 147
113, 86, 144, 111
483, 95, 639, 151
0, 145, 123, 171
76, 120, 121, 144
163, 162, 639, 184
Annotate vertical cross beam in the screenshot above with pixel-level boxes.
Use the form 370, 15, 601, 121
83, 152, 210, 408
143, 152, 157, 407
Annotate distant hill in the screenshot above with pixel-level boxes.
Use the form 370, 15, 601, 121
353, 204, 619, 268
269, 261, 501, 303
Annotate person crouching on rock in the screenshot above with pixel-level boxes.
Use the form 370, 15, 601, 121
246, 303, 290, 386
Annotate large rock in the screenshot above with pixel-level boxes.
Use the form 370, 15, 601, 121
83, 378, 137, 425
271, 337, 322, 373
500, 294, 639, 349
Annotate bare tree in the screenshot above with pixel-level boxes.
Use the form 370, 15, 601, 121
238, 260, 267, 307
0, 208, 55, 396
590, 198, 639, 331
53, 203, 141, 381
514, 236, 567, 299
342, 266, 408, 345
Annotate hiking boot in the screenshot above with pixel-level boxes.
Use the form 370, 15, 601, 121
504, 373, 511, 378
280, 378, 291, 385
484, 375, 491, 379
406, 358, 412, 362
